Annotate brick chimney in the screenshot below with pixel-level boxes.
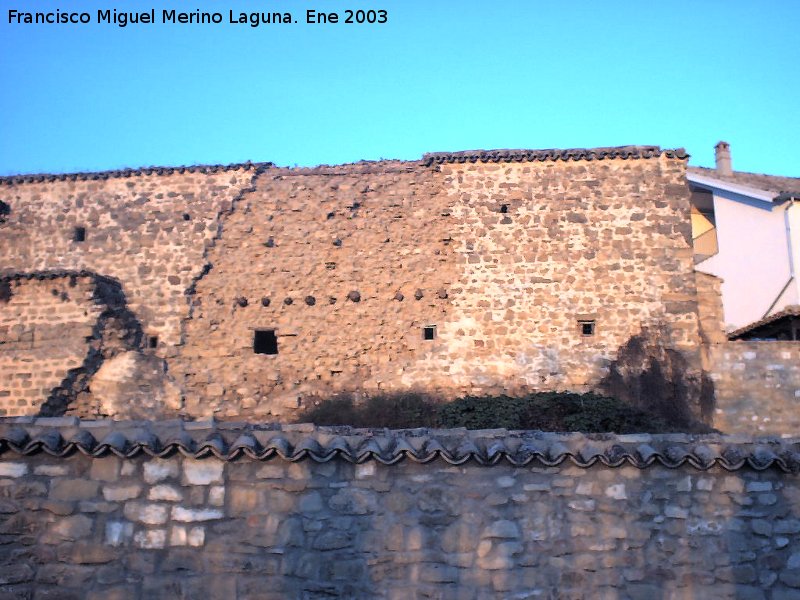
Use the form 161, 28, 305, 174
715, 141, 732, 176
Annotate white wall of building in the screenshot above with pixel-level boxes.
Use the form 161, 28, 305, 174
696, 190, 794, 329
785, 200, 800, 308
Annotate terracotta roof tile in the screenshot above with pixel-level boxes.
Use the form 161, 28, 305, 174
423, 145, 688, 166
0, 161, 273, 186
728, 305, 800, 340
1, 419, 798, 472
688, 166, 800, 198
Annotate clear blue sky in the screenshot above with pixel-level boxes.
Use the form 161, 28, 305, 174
1, 1, 798, 176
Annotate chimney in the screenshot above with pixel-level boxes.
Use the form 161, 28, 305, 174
715, 141, 732, 176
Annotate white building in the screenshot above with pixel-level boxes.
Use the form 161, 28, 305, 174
688, 142, 800, 335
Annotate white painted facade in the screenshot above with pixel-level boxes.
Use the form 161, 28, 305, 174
689, 173, 800, 330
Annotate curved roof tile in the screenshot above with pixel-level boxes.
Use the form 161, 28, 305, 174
0, 161, 273, 186
423, 145, 688, 166
1, 419, 798, 472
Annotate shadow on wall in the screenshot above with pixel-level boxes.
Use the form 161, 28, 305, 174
40, 275, 179, 418
598, 324, 716, 430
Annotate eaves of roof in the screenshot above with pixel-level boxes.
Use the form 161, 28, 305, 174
688, 166, 800, 201
728, 305, 800, 340
1, 418, 798, 472
687, 172, 777, 203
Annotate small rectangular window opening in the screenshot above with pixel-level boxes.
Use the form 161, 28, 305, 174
500, 204, 509, 214
148, 336, 159, 349
579, 320, 596, 336
73, 226, 86, 242
423, 325, 436, 341
254, 330, 278, 355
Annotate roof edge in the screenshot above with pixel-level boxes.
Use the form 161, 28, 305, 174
423, 145, 688, 166
728, 304, 800, 340
687, 172, 778, 203
0, 161, 274, 186
1, 418, 798, 471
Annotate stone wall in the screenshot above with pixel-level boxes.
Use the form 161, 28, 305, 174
0, 275, 99, 415
0, 148, 709, 420
175, 151, 705, 419
695, 272, 727, 346
709, 342, 800, 434
1, 420, 800, 599
0, 165, 263, 350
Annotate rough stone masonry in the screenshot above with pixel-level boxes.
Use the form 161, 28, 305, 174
1, 419, 800, 599
0, 147, 713, 422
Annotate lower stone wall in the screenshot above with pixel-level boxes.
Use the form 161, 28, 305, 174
709, 341, 800, 434
1, 421, 800, 599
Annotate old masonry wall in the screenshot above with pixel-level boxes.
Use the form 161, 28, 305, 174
1, 420, 800, 599
0, 150, 707, 421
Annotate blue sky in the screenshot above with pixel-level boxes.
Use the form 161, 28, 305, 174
1, 1, 798, 176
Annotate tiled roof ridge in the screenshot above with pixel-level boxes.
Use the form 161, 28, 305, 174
423, 145, 688, 166
1, 418, 798, 472
728, 305, 800, 340
0, 161, 274, 186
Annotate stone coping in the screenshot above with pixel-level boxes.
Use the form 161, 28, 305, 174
1, 418, 798, 472
423, 145, 688, 165
0, 146, 690, 184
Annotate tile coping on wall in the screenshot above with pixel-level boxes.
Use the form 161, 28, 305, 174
0, 161, 272, 185
423, 145, 688, 165
0, 418, 798, 472
0, 145, 688, 185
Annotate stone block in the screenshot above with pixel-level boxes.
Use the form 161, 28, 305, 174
105, 521, 134, 547
103, 484, 141, 502
143, 459, 179, 484
43, 515, 93, 543
329, 488, 377, 515
89, 457, 120, 482
171, 506, 224, 522
58, 542, 118, 564
481, 520, 520, 539
134, 529, 167, 549
208, 486, 225, 506
49, 479, 99, 502
124, 502, 169, 525
149, 484, 183, 502
183, 460, 224, 485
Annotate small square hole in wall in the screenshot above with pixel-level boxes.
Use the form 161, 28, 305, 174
254, 330, 278, 355
73, 226, 86, 242
579, 320, 596, 336
500, 204, 509, 214
148, 336, 158, 349
423, 325, 436, 341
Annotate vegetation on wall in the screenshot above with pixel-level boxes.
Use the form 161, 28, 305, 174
295, 391, 713, 433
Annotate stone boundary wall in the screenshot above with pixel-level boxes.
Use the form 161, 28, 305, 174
709, 342, 800, 435
1, 419, 800, 599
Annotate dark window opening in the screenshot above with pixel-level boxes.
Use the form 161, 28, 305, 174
148, 336, 159, 349
579, 320, 595, 336
0, 201, 9, 224
423, 325, 436, 340
500, 204, 509, 214
254, 330, 278, 355
182, 213, 191, 221
73, 226, 86, 242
